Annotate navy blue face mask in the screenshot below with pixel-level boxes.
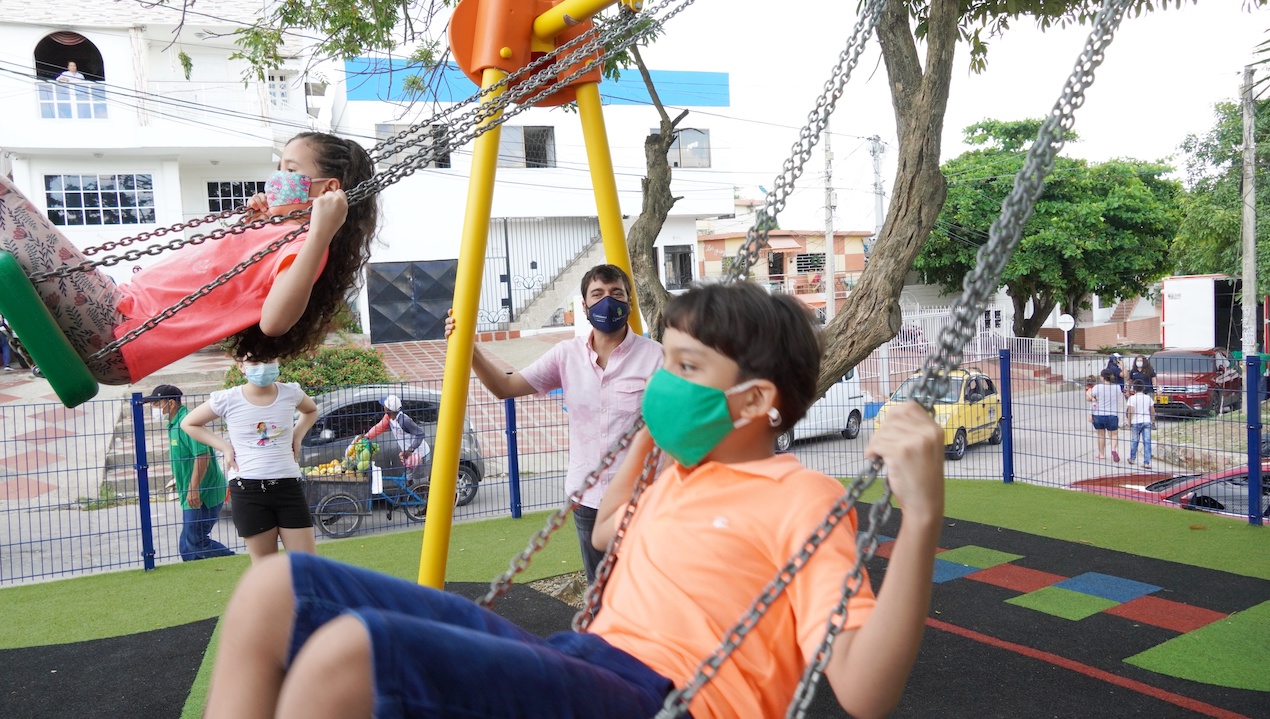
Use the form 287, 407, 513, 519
586, 296, 631, 334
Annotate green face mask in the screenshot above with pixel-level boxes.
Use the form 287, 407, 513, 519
641, 368, 757, 467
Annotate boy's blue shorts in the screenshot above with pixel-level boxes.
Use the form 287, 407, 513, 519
287, 553, 682, 719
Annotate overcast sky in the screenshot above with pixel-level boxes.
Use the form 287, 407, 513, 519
638, 0, 1266, 232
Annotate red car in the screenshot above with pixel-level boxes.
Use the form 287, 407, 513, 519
1071, 463, 1270, 520
1149, 348, 1243, 417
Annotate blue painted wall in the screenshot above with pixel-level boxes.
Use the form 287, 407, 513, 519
344, 59, 729, 107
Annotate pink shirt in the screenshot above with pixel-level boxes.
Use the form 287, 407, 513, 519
114, 222, 327, 381
520, 329, 663, 508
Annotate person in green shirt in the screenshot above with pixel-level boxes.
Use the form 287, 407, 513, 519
143, 385, 235, 561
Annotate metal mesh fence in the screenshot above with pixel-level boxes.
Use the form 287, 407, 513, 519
1, 353, 1263, 586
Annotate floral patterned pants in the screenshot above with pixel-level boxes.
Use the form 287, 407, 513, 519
0, 175, 131, 384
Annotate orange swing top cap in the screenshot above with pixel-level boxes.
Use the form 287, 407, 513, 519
449, 0, 608, 107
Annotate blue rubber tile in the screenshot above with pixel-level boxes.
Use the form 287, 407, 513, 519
933, 558, 981, 584
1053, 572, 1161, 603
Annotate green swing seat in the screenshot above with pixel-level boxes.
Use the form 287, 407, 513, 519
0, 251, 99, 407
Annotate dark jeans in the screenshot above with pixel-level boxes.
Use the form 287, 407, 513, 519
179, 504, 235, 561
288, 553, 677, 719
573, 505, 606, 584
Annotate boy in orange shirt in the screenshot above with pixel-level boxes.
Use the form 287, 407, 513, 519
205, 282, 945, 719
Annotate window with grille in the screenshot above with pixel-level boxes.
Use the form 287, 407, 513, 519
794, 253, 825, 273
45, 174, 155, 226
663, 128, 710, 168
663, 245, 693, 290
207, 181, 267, 213
267, 73, 294, 109
498, 126, 556, 168
375, 124, 452, 169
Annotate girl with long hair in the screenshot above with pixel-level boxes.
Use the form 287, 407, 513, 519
0, 131, 378, 383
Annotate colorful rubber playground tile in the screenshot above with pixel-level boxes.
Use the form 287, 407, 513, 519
1005, 585, 1121, 620
932, 559, 982, 583
1104, 595, 1228, 633
966, 563, 1067, 593
1054, 572, 1161, 603
934, 545, 1023, 569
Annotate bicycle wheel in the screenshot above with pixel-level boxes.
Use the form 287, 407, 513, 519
315, 492, 363, 538
403, 479, 429, 522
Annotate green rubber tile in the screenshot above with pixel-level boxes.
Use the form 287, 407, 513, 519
936, 545, 1024, 569
1006, 586, 1120, 620
1126, 600, 1270, 691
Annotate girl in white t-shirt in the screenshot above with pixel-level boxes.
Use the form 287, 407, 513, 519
183, 357, 319, 561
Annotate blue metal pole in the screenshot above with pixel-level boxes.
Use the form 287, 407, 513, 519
1246, 355, 1262, 527
131, 392, 157, 570
999, 349, 1015, 484
505, 397, 523, 519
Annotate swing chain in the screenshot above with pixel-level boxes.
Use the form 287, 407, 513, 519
572, 442, 663, 632
654, 462, 887, 719
0, 322, 35, 370
476, 418, 648, 609
722, 0, 885, 284
786, 484, 892, 719
653, 0, 1134, 714
782, 0, 1132, 714
27, 208, 314, 282
80, 207, 245, 256
87, 222, 310, 361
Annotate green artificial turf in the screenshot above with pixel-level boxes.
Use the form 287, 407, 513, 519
858, 479, 1270, 581
931, 545, 1022, 569
1126, 599, 1270, 691
0, 511, 582, 650
1005, 586, 1121, 621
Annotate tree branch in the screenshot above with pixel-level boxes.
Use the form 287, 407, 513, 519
630, 44, 670, 126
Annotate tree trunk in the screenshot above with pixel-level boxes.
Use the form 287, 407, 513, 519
625, 45, 685, 342
1010, 291, 1058, 338
817, 0, 959, 397
627, 126, 682, 340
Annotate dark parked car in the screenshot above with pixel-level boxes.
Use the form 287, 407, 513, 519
1149, 348, 1243, 418
299, 386, 485, 506
1071, 463, 1270, 520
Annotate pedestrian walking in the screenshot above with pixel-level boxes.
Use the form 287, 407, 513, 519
1125, 381, 1155, 468
1087, 369, 1123, 462
142, 384, 235, 561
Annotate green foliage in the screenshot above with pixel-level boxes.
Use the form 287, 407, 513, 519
78, 483, 135, 511
915, 119, 1180, 336
177, 50, 193, 81
223, 345, 393, 392
331, 300, 363, 334
1172, 100, 1270, 294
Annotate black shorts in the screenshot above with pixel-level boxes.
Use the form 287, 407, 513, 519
229, 477, 313, 538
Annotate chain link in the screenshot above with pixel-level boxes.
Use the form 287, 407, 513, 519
722, 0, 885, 285
658, 0, 1131, 716
476, 419, 648, 608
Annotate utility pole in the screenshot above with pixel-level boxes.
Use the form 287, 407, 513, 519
824, 120, 837, 322
869, 135, 885, 244
1241, 66, 1258, 359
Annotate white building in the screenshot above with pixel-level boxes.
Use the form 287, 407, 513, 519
0, 1, 330, 284
0, 1, 734, 345
334, 58, 734, 341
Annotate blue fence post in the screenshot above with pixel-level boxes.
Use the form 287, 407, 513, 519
504, 397, 523, 519
999, 349, 1015, 484
1246, 355, 1262, 527
130, 392, 157, 570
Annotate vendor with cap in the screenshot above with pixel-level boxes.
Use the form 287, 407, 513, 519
362, 394, 429, 474
142, 384, 234, 561
1104, 352, 1125, 393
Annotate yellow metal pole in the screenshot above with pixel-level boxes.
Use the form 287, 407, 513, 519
532, 0, 621, 43
575, 81, 644, 335
418, 67, 508, 588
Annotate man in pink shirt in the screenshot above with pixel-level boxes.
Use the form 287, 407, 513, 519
447, 264, 662, 582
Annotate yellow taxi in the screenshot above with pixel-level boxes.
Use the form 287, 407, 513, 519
873, 368, 1003, 460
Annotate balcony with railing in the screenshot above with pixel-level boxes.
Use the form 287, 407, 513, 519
37, 81, 108, 119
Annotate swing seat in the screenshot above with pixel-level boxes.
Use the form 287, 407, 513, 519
0, 251, 99, 407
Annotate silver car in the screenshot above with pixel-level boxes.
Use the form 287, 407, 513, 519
299, 385, 485, 506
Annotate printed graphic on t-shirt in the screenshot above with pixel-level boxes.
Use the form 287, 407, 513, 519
254, 420, 286, 447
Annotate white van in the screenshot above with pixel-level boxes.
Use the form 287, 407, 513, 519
775, 367, 869, 451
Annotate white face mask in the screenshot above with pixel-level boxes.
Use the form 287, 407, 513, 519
152, 407, 167, 422
1136, 361, 1144, 368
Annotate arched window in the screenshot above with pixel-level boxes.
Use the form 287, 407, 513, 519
33, 32, 107, 119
